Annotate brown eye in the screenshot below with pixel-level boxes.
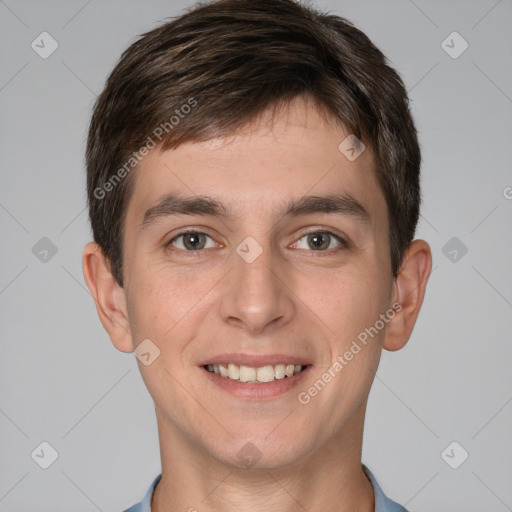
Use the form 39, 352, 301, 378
168, 231, 215, 251
307, 233, 330, 250
294, 231, 345, 251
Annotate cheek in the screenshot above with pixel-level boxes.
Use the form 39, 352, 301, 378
311, 268, 391, 364
125, 261, 197, 340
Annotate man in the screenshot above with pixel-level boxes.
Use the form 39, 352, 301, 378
82, 1, 432, 510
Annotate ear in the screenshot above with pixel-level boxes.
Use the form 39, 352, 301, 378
82, 242, 134, 353
383, 239, 432, 352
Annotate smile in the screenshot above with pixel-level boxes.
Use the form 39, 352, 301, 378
204, 363, 307, 383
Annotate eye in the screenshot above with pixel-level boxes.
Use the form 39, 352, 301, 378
168, 230, 218, 251
292, 231, 346, 251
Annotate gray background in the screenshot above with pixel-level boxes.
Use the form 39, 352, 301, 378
1, 0, 511, 510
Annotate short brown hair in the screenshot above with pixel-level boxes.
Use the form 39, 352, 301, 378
86, 0, 421, 287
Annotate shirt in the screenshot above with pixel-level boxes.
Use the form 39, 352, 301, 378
123, 465, 408, 511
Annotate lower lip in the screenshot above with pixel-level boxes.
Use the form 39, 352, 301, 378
200, 366, 312, 400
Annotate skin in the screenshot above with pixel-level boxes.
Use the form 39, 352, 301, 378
83, 95, 431, 512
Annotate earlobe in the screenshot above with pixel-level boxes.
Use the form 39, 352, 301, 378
82, 242, 134, 353
383, 239, 432, 352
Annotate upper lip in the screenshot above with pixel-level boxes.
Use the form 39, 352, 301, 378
198, 354, 312, 367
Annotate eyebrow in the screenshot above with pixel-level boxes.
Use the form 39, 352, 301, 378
139, 192, 371, 231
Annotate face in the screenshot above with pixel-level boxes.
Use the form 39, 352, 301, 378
117, 96, 398, 469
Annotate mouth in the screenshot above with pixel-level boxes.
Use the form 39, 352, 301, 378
198, 354, 312, 399
202, 362, 309, 383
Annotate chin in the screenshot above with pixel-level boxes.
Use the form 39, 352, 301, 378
213, 435, 312, 471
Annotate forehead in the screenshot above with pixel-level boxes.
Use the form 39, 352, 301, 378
125, 97, 386, 228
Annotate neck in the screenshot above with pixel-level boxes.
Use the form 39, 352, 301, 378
151, 409, 375, 512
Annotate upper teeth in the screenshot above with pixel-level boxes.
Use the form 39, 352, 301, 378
206, 363, 304, 383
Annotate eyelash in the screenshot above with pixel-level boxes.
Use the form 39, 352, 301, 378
166, 228, 348, 255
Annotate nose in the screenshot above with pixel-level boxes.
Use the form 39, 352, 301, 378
218, 241, 296, 334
